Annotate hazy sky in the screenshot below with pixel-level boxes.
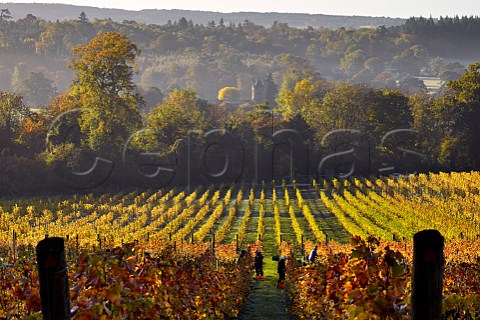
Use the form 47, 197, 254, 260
6, 1, 480, 18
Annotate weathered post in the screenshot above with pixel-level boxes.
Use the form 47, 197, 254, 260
411, 229, 444, 320
66, 235, 70, 258
211, 233, 215, 255
301, 234, 304, 256
97, 234, 102, 250
75, 234, 79, 254
12, 230, 17, 261
36, 237, 71, 320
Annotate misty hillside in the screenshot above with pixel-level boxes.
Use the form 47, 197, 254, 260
0, 3, 405, 29
1, 6, 480, 190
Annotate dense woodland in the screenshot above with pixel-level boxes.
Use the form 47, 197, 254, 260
0, 4, 407, 29
1, 10, 480, 193
0, 11, 479, 102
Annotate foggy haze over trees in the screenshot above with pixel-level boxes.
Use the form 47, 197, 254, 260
1, 5, 480, 193
0, 8, 478, 102
0, 3, 406, 29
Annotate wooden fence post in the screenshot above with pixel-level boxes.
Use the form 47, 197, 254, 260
36, 237, 71, 320
301, 234, 304, 256
411, 229, 444, 320
97, 234, 102, 250
211, 233, 215, 255
65, 235, 70, 258
12, 230, 17, 261
76, 234, 79, 254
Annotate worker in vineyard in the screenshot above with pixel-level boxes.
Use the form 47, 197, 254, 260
237, 249, 247, 264
254, 249, 264, 278
309, 245, 318, 263
277, 255, 286, 287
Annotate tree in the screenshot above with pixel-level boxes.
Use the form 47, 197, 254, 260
0, 66, 12, 91
146, 88, 203, 145
39, 93, 83, 171
397, 76, 428, 94
78, 11, 88, 22
142, 88, 216, 185
0, 92, 30, 151
367, 89, 411, 136
410, 93, 441, 167
393, 45, 429, 75
438, 62, 465, 81
177, 17, 189, 30
69, 32, 143, 155
138, 86, 164, 111
0, 9, 12, 21
277, 79, 325, 123
16, 72, 57, 107
363, 57, 384, 75
11, 63, 27, 92
434, 61, 480, 170
263, 73, 278, 108
339, 49, 367, 77
371, 71, 399, 89
428, 57, 446, 75
319, 83, 373, 134
37, 23, 70, 56
277, 54, 320, 90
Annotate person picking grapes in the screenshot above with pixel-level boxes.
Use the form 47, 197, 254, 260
277, 255, 286, 288
237, 249, 247, 264
309, 245, 318, 263
254, 249, 264, 279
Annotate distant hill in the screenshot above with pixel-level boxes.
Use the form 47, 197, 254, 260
0, 3, 405, 29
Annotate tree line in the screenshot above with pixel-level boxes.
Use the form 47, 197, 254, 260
1, 28, 480, 194
0, 10, 479, 104
0, 11, 480, 193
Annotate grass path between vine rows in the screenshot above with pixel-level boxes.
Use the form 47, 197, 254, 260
237, 255, 296, 320
236, 185, 350, 319
237, 201, 297, 320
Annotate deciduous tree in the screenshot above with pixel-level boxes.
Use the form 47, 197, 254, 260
0, 92, 29, 150
435, 61, 480, 170
16, 71, 57, 107
69, 32, 143, 155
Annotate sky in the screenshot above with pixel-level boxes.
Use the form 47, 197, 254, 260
6, 1, 480, 18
